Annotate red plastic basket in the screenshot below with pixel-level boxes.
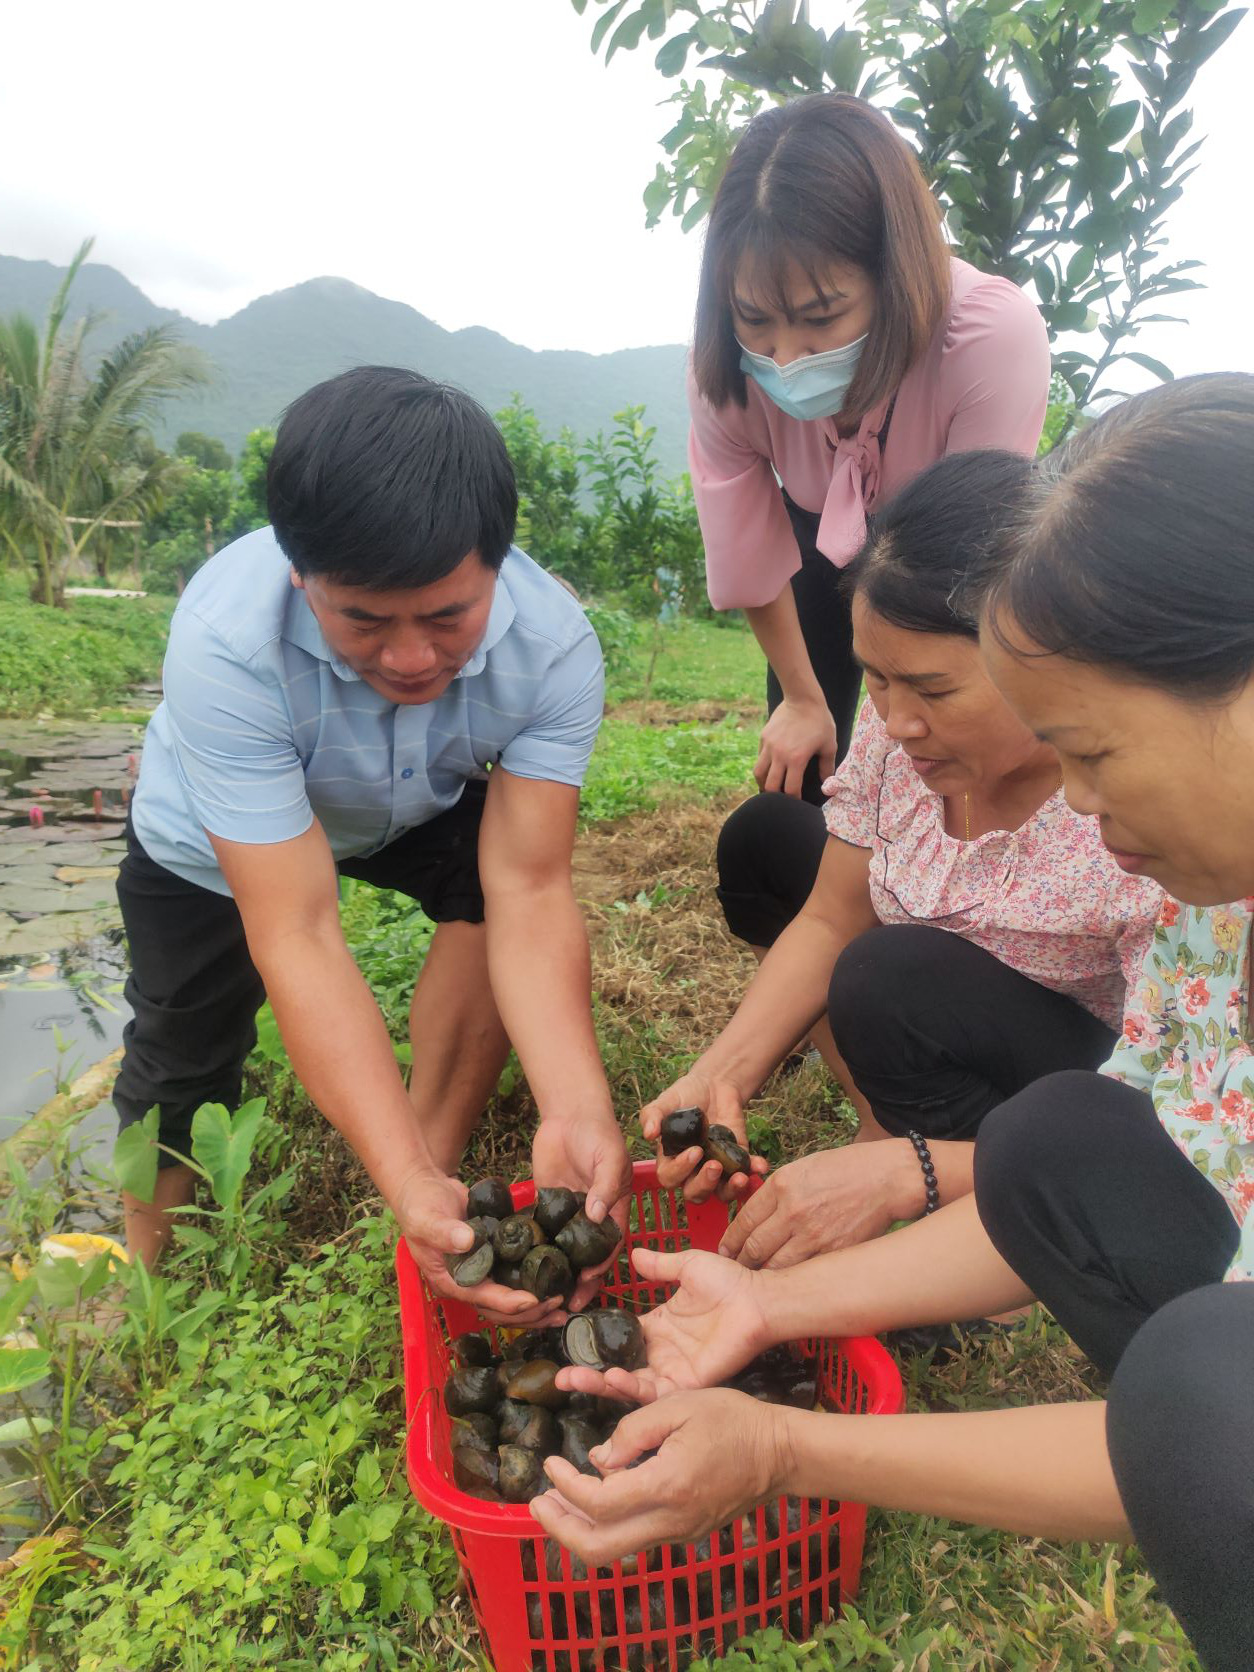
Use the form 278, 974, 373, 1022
397, 1161, 903, 1672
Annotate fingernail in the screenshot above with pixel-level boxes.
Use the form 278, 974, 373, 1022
588, 1197, 605, 1221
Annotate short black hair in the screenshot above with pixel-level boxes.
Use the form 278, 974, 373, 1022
842, 448, 1034, 637
267, 366, 517, 588
986, 372, 1254, 700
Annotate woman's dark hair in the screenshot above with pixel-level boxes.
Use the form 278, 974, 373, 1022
692, 93, 951, 436
843, 449, 1034, 637
268, 366, 517, 588
984, 372, 1254, 700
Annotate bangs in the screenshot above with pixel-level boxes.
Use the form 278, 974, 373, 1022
730, 221, 861, 320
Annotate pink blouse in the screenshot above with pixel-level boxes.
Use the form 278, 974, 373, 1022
689, 258, 1051, 610
822, 703, 1164, 1029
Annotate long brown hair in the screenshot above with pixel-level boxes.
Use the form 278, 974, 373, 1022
693, 94, 951, 436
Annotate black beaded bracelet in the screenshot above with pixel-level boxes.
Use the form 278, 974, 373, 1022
906, 1128, 941, 1215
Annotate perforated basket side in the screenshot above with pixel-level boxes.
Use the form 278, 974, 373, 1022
397, 1161, 904, 1672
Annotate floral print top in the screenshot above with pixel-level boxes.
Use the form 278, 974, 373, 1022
821, 701, 1163, 1028
1104, 898, 1254, 1282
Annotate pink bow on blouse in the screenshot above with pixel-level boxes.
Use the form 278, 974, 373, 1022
815, 401, 892, 567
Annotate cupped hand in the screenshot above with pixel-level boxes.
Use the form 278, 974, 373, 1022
391, 1166, 562, 1325
531, 1112, 633, 1310
719, 1142, 919, 1270
755, 698, 837, 798
555, 1244, 771, 1405
640, 1074, 769, 1206
531, 1389, 791, 1566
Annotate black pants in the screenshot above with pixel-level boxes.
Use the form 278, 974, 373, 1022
716, 794, 1115, 1137
975, 1076, 1247, 1670
113, 783, 488, 1166
763, 496, 861, 806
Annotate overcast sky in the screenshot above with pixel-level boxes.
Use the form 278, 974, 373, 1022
2, 0, 1250, 382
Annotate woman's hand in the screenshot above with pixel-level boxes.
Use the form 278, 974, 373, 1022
531, 1113, 633, 1311
755, 697, 837, 798
555, 1246, 773, 1404
640, 1074, 769, 1206
531, 1390, 792, 1566
718, 1143, 925, 1269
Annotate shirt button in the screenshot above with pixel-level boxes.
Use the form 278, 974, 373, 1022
400, 767, 414, 780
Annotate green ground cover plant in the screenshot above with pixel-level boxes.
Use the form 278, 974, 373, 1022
0, 578, 173, 718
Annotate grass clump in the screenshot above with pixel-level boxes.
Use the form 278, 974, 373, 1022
0, 578, 173, 717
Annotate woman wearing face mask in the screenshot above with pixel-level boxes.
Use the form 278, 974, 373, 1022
691, 92, 1050, 803
644, 451, 1160, 1264
533, 374, 1254, 1672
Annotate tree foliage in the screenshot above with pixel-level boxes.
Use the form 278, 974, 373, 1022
0, 238, 210, 604
571, 0, 1246, 420
496, 394, 708, 618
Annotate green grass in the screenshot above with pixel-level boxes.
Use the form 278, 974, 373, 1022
0, 575, 173, 717
603, 613, 762, 709
582, 713, 757, 824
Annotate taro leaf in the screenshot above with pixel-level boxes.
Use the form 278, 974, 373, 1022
191, 1097, 266, 1213
0, 1414, 53, 1443
35, 1255, 92, 1309
113, 1106, 160, 1204
250, 1001, 289, 1069
0, 1345, 52, 1395
0, 1273, 37, 1339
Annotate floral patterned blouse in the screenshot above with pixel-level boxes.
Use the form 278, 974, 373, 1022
1104, 899, 1254, 1282
821, 701, 1163, 1028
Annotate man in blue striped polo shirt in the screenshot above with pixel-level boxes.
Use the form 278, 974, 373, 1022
114, 366, 631, 1312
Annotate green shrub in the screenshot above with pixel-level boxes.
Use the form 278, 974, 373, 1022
0, 582, 173, 716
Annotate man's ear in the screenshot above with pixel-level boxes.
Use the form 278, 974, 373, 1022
290, 568, 306, 592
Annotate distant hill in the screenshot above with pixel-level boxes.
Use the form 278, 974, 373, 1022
0, 255, 692, 477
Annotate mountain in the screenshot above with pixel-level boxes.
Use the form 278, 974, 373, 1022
0, 255, 692, 477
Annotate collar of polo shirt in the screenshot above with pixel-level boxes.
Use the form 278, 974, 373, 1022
282, 556, 519, 685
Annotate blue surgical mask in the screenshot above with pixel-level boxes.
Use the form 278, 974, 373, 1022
737, 334, 867, 422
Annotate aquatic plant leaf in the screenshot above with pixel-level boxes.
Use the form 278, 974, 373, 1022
191, 1098, 267, 1213
0, 1344, 51, 1394
112, 1106, 160, 1204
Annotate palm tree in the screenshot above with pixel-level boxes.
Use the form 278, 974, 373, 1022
0, 238, 210, 604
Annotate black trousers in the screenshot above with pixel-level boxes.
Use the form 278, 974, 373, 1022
763, 496, 861, 806
974, 1075, 1248, 1671
716, 794, 1115, 1138
113, 783, 488, 1165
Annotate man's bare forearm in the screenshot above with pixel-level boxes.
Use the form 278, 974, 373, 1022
253, 923, 438, 1200
485, 881, 613, 1123
780, 1401, 1129, 1544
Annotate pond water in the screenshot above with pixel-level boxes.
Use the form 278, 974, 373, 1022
0, 719, 147, 1153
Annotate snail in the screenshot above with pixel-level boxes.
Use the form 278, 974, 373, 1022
533, 1185, 583, 1239
466, 1177, 514, 1221
657, 1108, 754, 1180
562, 1307, 646, 1373
497, 1443, 546, 1503
520, 1244, 574, 1303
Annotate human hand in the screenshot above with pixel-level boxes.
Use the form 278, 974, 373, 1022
391, 1165, 562, 1326
640, 1073, 769, 1206
719, 1142, 922, 1270
555, 1245, 772, 1405
755, 698, 837, 798
531, 1389, 792, 1566
531, 1112, 633, 1310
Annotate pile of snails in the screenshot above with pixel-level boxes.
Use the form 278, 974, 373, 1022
447, 1178, 622, 1299
445, 1310, 646, 1505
